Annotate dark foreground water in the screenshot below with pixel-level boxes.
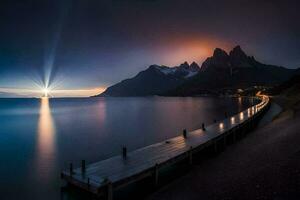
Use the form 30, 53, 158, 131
0, 97, 253, 200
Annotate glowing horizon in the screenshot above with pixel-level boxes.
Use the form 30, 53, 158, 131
0, 86, 106, 98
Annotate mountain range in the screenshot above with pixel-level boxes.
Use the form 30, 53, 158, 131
96, 46, 296, 97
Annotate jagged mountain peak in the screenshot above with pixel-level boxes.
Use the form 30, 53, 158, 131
213, 48, 229, 58
190, 62, 200, 70
231, 45, 243, 52
201, 48, 229, 71
230, 45, 248, 61
201, 45, 258, 70
95, 45, 294, 97
177, 61, 200, 71
149, 62, 200, 73
149, 64, 164, 69
98, 62, 199, 96
180, 61, 189, 67
155, 62, 200, 78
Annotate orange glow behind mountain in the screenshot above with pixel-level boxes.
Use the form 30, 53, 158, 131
158, 37, 231, 66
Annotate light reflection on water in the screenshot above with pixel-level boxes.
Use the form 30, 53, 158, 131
0, 97, 256, 200
35, 97, 56, 179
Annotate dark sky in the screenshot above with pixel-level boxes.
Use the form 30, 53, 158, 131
0, 0, 300, 96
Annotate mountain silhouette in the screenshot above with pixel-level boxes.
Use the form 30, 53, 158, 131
167, 46, 295, 96
97, 62, 200, 96
96, 46, 295, 97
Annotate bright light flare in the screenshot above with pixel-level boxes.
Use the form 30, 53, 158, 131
42, 87, 51, 98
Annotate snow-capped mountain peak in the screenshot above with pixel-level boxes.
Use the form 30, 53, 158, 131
155, 62, 200, 78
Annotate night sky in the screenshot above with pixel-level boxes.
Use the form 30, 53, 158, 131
1, 0, 300, 97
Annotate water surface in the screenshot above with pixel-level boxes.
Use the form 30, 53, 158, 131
0, 97, 253, 200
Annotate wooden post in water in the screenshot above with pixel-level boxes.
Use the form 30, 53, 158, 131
202, 123, 206, 131
122, 147, 127, 159
183, 129, 187, 139
81, 160, 86, 174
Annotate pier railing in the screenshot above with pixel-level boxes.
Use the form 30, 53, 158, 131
61, 95, 270, 199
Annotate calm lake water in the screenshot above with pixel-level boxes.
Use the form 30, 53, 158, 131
0, 97, 253, 200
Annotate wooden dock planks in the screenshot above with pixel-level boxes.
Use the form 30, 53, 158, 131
61, 95, 270, 198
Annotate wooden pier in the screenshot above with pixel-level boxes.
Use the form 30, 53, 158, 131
61, 95, 270, 199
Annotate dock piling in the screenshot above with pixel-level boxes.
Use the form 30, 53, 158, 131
202, 123, 206, 131
183, 129, 187, 138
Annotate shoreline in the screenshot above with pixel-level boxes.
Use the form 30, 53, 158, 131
147, 97, 300, 200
